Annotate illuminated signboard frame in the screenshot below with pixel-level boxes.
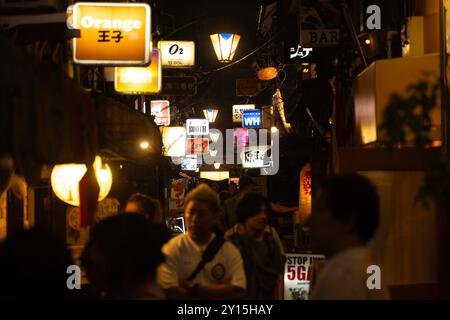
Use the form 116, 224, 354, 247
186, 119, 209, 136
200, 171, 230, 181
150, 100, 170, 126
242, 109, 262, 129
232, 104, 255, 123
181, 157, 198, 171
186, 138, 209, 155
71, 2, 152, 65
240, 145, 271, 168
114, 49, 161, 94
160, 126, 186, 157
158, 41, 195, 68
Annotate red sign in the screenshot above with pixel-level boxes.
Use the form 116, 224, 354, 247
150, 100, 170, 126
186, 138, 209, 155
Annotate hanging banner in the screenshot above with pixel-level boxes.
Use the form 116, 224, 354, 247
114, 49, 161, 94
168, 178, 187, 217
298, 163, 312, 224
150, 100, 170, 126
158, 41, 195, 67
70, 2, 152, 65
186, 119, 209, 136
284, 253, 325, 300
232, 104, 255, 123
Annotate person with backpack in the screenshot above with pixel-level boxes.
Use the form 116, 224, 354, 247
156, 184, 246, 299
225, 192, 285, 300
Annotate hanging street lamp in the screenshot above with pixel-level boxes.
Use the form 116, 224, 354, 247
210, 33, 241, 63
203, 108, 219, 123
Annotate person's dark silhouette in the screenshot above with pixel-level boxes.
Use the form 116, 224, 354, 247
81, 213, 165, 299
0, 228, 74, 299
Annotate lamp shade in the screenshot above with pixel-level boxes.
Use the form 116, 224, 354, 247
51, 156, 112, 207
203, 108, 219, 123
210, 33, 240, 63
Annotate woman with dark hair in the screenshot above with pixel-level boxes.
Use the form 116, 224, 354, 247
225, 192, 285, 300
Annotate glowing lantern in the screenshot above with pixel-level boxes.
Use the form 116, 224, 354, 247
51, 156, 113, 207
257, 67, 278, 81
210, 33, 240, 63
203, 108, 219, 123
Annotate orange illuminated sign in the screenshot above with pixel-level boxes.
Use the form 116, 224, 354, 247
71, 2, 151, 65
114, 49, 161, 94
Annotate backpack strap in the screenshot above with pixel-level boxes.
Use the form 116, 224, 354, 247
187, 235, 226, 282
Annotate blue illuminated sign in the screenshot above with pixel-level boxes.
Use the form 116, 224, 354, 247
242, 109, 262, 129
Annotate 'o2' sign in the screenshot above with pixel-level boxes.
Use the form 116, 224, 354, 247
169, 44, 183, 55
158, 41, 195, 68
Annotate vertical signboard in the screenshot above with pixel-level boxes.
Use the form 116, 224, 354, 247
298, 163, 312, 224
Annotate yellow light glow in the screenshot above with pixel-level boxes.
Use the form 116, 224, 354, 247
114, 49, 161, 94
273, 89, 292, 133
271, 126, 278, 133
51, 156, 113, 207
365, 39, 371, 45
140, 141, 150, 149
210, 33, 241, 63
214, 163, 221, 170
200, 171, 229, 181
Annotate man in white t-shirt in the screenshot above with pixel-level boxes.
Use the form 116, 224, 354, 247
157, 184, 246, 299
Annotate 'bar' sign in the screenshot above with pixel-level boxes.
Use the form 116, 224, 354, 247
242, 109, 262, 129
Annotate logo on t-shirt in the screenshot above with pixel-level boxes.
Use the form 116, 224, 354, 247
211, 263, 226, 281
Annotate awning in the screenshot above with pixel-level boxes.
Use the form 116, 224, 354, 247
95, 96, 163, 163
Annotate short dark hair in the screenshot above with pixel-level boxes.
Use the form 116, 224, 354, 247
82, 214, 164, 293
236, 192, 272, 224
317, 174, 380, 242
127, 193, 162, 222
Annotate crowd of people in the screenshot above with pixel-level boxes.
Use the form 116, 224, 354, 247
0, 173, 389, 300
